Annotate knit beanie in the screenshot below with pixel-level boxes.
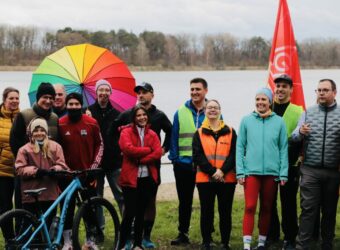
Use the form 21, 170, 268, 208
95, 79, 112, 93
29, 117, 48, 135
65, 92, 83, 106
256, 87, 273, 104
36, 82, 56, 101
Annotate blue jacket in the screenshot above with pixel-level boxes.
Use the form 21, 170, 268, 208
236, 111, 288, 181
169, 100, 205, 167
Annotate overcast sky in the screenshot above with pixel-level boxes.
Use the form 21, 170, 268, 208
1, 0, 340, 40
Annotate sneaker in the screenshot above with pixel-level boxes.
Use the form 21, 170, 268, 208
282, 240, 295, 250
82, 240, 99, 250
62, 242, 73, 250
170, 233, 190, 245
142, 238, 155, 248
125, 239, 133, 250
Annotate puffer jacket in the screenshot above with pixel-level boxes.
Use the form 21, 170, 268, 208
236, 111, 288, 181
302, 103, 340, 169
15, 140, 69, 203
119, 124, 162, 188
0, 104, 19, 177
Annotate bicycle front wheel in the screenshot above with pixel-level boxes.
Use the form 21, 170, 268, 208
72, 197, 119, 250
0, 209, 41, 249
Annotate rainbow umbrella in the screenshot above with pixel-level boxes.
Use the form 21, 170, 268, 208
29, 43, 136, 111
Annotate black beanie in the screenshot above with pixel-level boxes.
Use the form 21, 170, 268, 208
36, 82, 56, 101
66, 92, 83, 106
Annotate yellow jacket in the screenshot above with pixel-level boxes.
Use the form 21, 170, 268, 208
0, 104, 19, 177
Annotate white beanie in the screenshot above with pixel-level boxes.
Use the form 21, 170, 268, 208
29, 118, 48, 135
95, 79, 112, 93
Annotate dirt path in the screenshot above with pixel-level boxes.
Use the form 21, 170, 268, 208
104, 182, 244, 201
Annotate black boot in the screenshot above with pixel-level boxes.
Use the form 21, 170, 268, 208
170, 232, 190, 245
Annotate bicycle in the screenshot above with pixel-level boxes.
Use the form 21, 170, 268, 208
0, 168, 120, 250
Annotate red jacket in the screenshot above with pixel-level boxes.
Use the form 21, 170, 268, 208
119, 124, 162, 188
59, 114, 103, 170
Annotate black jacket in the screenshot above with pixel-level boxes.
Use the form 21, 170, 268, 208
10, 104, 59, 157
192, 125, 237, 177
88, 101, 121, 170
115, 104, 172, 153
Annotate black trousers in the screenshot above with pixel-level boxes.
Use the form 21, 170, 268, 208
118, 177, 154, 249
296, 166, 340, 250
0, 176, 14, 240
197, 182, 236, 245
173, 163, 196, 234
268, 166, 299, 242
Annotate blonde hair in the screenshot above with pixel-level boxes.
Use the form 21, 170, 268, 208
32, 137, 51, 159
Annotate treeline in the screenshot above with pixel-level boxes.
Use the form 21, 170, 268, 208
0, 25, 340, 69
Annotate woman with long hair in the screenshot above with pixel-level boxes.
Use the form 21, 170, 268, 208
193, 99, 237, 250
236, 88, 288, 250
0, 87, 20, 241
117, 105, 162, 250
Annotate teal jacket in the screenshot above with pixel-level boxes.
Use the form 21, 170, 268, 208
236, 111, 288, 181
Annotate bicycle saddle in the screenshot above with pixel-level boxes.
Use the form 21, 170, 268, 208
23, 187, 47, 197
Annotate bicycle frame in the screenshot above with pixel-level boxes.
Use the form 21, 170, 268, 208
21, 177, 83, 249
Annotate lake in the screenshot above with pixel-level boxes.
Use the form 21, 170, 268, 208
1, 69, 339, 183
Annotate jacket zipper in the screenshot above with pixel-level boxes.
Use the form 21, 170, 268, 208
321, 109, 328, 167
262, 118, 265, 175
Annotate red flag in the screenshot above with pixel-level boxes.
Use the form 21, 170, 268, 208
268, 0, 305, 109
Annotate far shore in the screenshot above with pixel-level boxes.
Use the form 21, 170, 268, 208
0, 65, 338, 72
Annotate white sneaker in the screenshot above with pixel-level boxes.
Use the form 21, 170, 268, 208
62, 242, 73, 250
82, 240, 99, 250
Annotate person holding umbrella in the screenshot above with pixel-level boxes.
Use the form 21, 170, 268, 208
192, 99, 237, 250
236, 87, 288, 250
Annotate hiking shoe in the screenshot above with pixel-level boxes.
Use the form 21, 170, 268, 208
170, 233, 190, 245
142, 238, 155, 248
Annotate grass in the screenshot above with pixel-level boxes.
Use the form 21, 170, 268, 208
149, 195, 340, 249
2, 193, 340, 249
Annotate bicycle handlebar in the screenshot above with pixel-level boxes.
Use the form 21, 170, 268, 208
35, 168, 104, 178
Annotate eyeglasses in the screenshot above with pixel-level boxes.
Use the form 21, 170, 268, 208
206, 106, 220, 110
315, 88, 332, 94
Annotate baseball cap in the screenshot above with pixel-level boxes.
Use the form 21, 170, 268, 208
274, 74, 293, 86
134, 82, 154, 93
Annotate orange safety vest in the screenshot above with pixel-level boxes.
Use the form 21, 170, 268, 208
196, 126, 236, 183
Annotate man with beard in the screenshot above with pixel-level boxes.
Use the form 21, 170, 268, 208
10, 82, 58, 209
58, 92, 103, 250
53, 84, 67, 118
115, 82, 172, 248
267, 74, 303, 250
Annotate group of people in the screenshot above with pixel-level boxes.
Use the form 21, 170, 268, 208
0, 74, 339, 250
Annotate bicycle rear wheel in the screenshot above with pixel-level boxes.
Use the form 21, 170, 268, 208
0, 209, 41, 249
72, 197, 119, 250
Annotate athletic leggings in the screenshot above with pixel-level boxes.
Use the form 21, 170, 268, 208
243, 175, 278, 236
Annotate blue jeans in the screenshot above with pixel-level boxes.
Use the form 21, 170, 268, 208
96, 168, 124, 229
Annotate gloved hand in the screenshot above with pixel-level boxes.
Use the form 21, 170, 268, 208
36, 168, 49, 178
23, 166, 38, 176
